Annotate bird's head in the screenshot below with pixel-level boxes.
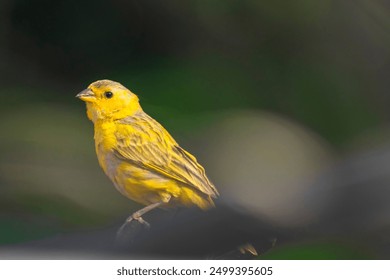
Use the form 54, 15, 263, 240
76, 79, 141, 122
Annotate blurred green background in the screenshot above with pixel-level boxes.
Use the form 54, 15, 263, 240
1, 0, 390, 259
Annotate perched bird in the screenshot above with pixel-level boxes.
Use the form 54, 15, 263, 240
76, 80, 219, 234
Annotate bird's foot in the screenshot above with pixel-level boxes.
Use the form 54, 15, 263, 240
127, 213, 151, 228
116, 213, 150, 240
115, 202, 163, 241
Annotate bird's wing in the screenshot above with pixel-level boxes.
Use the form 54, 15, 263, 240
114, 112, 219, 197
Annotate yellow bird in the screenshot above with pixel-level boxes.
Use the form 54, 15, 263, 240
76, 80, 218, 234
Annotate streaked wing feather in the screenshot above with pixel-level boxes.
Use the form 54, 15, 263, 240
114, 113, 218, 197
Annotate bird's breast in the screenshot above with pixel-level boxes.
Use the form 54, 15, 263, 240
94, 122, 120, 177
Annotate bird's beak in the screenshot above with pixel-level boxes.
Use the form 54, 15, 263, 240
76, 88, 96, 102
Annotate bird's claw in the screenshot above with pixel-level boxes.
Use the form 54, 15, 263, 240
116, 214, 151, 239
128, 215, 151, 228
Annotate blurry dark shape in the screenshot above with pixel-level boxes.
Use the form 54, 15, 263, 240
114, 204, 281, 258
0, 203, 285, 259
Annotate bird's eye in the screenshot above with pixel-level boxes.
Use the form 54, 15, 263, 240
104, 91, 113, 99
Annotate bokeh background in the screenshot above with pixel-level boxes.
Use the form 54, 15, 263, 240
1, 0, 390, 259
